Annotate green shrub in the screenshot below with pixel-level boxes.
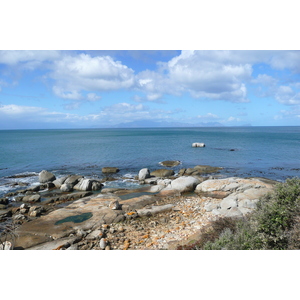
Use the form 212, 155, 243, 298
194, 177, 300, 250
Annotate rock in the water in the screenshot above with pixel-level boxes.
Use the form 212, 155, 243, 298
73, 178, 103, 191
102, 167, 120, 174
64, 175, 84, 186
150, 169, 175, 178
159, 160, 181, 167
138, 168, 151, 181
22, 194, 41, 203
60, 183, 74, 192
164, 176, 200, 193
192, 143, 205, 147
73, 178, 92, 191
91, 180, 103, 191
39, 170, 56, 183
53, 175, 70, 188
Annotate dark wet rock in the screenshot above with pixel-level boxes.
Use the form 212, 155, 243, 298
0, 198, 9, 205
42, 191, 93, 205
39, 170, 56, 183
22, 194, 41, 203
60, 183, 74, 192
159, 160, 181, 167
102, 167, 120, 174
150, 169, 175, 178
0, 208, 12, 220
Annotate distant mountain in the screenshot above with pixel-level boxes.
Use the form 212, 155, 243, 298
110, 120, 225, 128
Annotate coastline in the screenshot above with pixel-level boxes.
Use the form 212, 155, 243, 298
0, 164, 281, 250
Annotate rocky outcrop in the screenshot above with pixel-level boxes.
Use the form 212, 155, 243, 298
39, 170, 56, 183
150, 169, 175, 178
196, 177, 276, 217
192, 143, 205, 147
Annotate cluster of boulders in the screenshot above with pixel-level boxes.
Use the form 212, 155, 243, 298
0, 163, 278, 250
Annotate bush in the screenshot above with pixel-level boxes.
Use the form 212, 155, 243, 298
188, 177, 300, 250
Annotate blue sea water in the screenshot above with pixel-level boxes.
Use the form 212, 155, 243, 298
0, 126, 300, 197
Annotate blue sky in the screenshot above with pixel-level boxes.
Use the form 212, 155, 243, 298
1, 50, 300, 129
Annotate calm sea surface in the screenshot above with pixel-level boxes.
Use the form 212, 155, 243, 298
1, 127, 300, 196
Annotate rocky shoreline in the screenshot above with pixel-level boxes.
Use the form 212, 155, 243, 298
0, 163, 278, 250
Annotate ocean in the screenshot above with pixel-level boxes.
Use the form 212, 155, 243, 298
1, 126, 300, 197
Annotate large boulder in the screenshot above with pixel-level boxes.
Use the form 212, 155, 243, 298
53, 175, 70, 188
60, 183, 74, 192
102, 167, 120, 174
39, 170, 56, 183
150, 169, 175, 178
73, 178, 103, 191
138, 168, 151, 181
163, 176, 200, 193
64, 175, 83, 186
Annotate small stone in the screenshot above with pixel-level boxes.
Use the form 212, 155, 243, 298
109, 200, 121, 210
105, 245, 111, 250
117, 226, 124, 232
109, 228, 115, 234
99, 238, 107, 249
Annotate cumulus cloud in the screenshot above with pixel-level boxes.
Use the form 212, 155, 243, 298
275, 85, 300, 105
135, 50, 252, 103
50, 53, 135, 93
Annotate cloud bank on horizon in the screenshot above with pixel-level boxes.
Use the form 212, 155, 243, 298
0, 50, 300, 129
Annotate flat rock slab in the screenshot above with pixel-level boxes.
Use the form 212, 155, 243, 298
14, 195, 124, 249
26, 236, 79, 250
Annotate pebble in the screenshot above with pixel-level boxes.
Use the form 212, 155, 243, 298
99, 238, 107, 249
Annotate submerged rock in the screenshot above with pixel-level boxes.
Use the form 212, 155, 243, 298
102, 167, 120, 174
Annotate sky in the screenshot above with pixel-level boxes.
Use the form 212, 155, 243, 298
1, 50, 300, 129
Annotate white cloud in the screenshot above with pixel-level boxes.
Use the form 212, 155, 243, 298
197, 113, 219, 120
0, 50, 61, 65
50, 53, 135, 93
275, 85, 300, 105
135, 50, 252, 103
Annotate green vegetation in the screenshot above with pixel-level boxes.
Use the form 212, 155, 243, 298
178, 177, 300, 250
